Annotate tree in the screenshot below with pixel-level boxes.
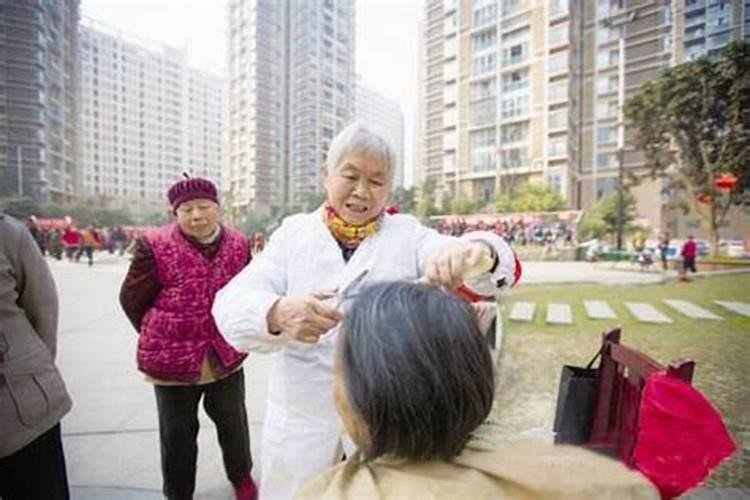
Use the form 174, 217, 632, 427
447, 195, 479, 215
508, 183, 566, 213
416, 177, 438, 220
578, 192, 637, 242
625, 41, 750, 255
390, 186, 416, 214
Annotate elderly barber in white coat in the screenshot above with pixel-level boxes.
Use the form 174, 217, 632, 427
212, 122, 520, 500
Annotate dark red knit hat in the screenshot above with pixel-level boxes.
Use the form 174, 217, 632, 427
167, 176, 218, 212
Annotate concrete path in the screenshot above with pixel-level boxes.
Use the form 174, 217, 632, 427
51, 259, 268, 499
583, 300, 617, 320
546, 304, 572, 325
509, 302, 535, 322
625, 302, 673, 324
663, 299, 722, 320
714, 301, 750, 318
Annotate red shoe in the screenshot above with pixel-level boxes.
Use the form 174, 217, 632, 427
233, 476, 258, 500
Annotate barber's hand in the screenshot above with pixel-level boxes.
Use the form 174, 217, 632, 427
266, 291, 343, 343
423, 242, 493, 288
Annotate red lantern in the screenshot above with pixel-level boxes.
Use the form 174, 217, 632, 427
697, 193, 713, 204
714, 173, 738, 193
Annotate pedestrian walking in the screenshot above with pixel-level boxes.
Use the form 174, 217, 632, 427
681, 235, 698, 274
658, 231, 670, 271
119, 176, 257, 500
0, 213, 72, 499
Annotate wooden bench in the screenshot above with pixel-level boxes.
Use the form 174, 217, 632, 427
587, 327, 695, 466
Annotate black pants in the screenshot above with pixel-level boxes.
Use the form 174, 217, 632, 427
683, 256, 697, 273
154, 369, 252, 500
0, 424, 69, 500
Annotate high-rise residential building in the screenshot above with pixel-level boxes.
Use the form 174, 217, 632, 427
78, 20, 222, 207
1, 0, 81, 203
354, 80, 405, 189
226, 0, 355, 217
418, 0, 749, 234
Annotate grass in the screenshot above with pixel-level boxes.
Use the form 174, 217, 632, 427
493, 273, 750, 487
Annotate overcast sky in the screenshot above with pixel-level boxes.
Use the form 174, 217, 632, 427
81, 0, 422, 186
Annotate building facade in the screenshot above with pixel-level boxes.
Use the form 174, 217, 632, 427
78, 20, 222, 208
418, 0, 749, 236
354, 80, 405, 189
226, 0, 355, 217
1, 0, 81, 203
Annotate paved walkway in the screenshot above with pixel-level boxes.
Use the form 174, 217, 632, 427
506, 297, 749, 325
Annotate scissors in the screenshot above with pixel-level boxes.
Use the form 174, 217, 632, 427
333, 268, 370, 307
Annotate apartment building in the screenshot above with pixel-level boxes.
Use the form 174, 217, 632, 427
79, 20, 222, 207
418, 0, 749, 234
355, 80, 405, 189
226, 0, 355, 217
0, 0, 81, 203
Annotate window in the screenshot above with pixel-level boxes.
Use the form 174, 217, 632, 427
502, 27, 529, 67
549, 0, 568, 16
502, 0, 528, 15
596, 74, 618, 94
548, 108, 567, 129
473, 4, 497, 26
471, 78, 496, 100
549, 22, 568, 46
548, 51, 568, 73
596, 152, 617, 169
548, 80, 567, 102
547, 171, 562, 193
472, 28, 497, 52
596, 100, 618, 119
596, 126, 617, 145
503, 43, 527, 66
501, 94, 528, 118
501, 122, 528, 143
500, 147, 527, 169
596, 176, 617, 198
502, 69, 528, 92
472, 53, 496, 75
597, 48, 619, 68
548, 139, 567, 157
470, 98, 496, 126
470, 128, 496, 148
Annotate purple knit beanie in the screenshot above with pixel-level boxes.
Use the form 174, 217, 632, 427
167, 176, 218, 212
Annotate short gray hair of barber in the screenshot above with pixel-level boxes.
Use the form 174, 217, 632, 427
325, 121, 396, 181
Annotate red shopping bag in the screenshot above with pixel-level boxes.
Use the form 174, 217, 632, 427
633, 372, 737, 499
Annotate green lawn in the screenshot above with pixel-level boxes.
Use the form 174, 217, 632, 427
494, 273, 750, 487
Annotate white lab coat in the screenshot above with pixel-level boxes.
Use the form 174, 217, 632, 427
212, 209, 516, 500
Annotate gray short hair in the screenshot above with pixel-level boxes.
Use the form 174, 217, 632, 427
326, 122, 395, 180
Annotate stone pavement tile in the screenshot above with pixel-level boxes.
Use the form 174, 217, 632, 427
663, 299, 722, 320
682, 488, 750, 500
546, 303, 572, 325
583, 300, 617, 320
714, 300, 750, 318
509, 302, 535, 322
625, 302, 673, 324
70, 486, 162, 500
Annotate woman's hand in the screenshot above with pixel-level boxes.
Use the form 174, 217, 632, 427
423, 241, 493, 288
266, 291, 343, 343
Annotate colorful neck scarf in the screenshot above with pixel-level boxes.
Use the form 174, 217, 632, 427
322, 201, 383, 249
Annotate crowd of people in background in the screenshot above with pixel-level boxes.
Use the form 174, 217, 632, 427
24, 217, 268, 266
434, 217, 576, 250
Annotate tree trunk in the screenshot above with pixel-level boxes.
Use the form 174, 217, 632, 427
710, 203, 720, 258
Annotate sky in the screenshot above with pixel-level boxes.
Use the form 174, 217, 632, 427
81, 0, 422, 186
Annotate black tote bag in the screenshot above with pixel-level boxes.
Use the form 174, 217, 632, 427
553, 349, 601, 445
